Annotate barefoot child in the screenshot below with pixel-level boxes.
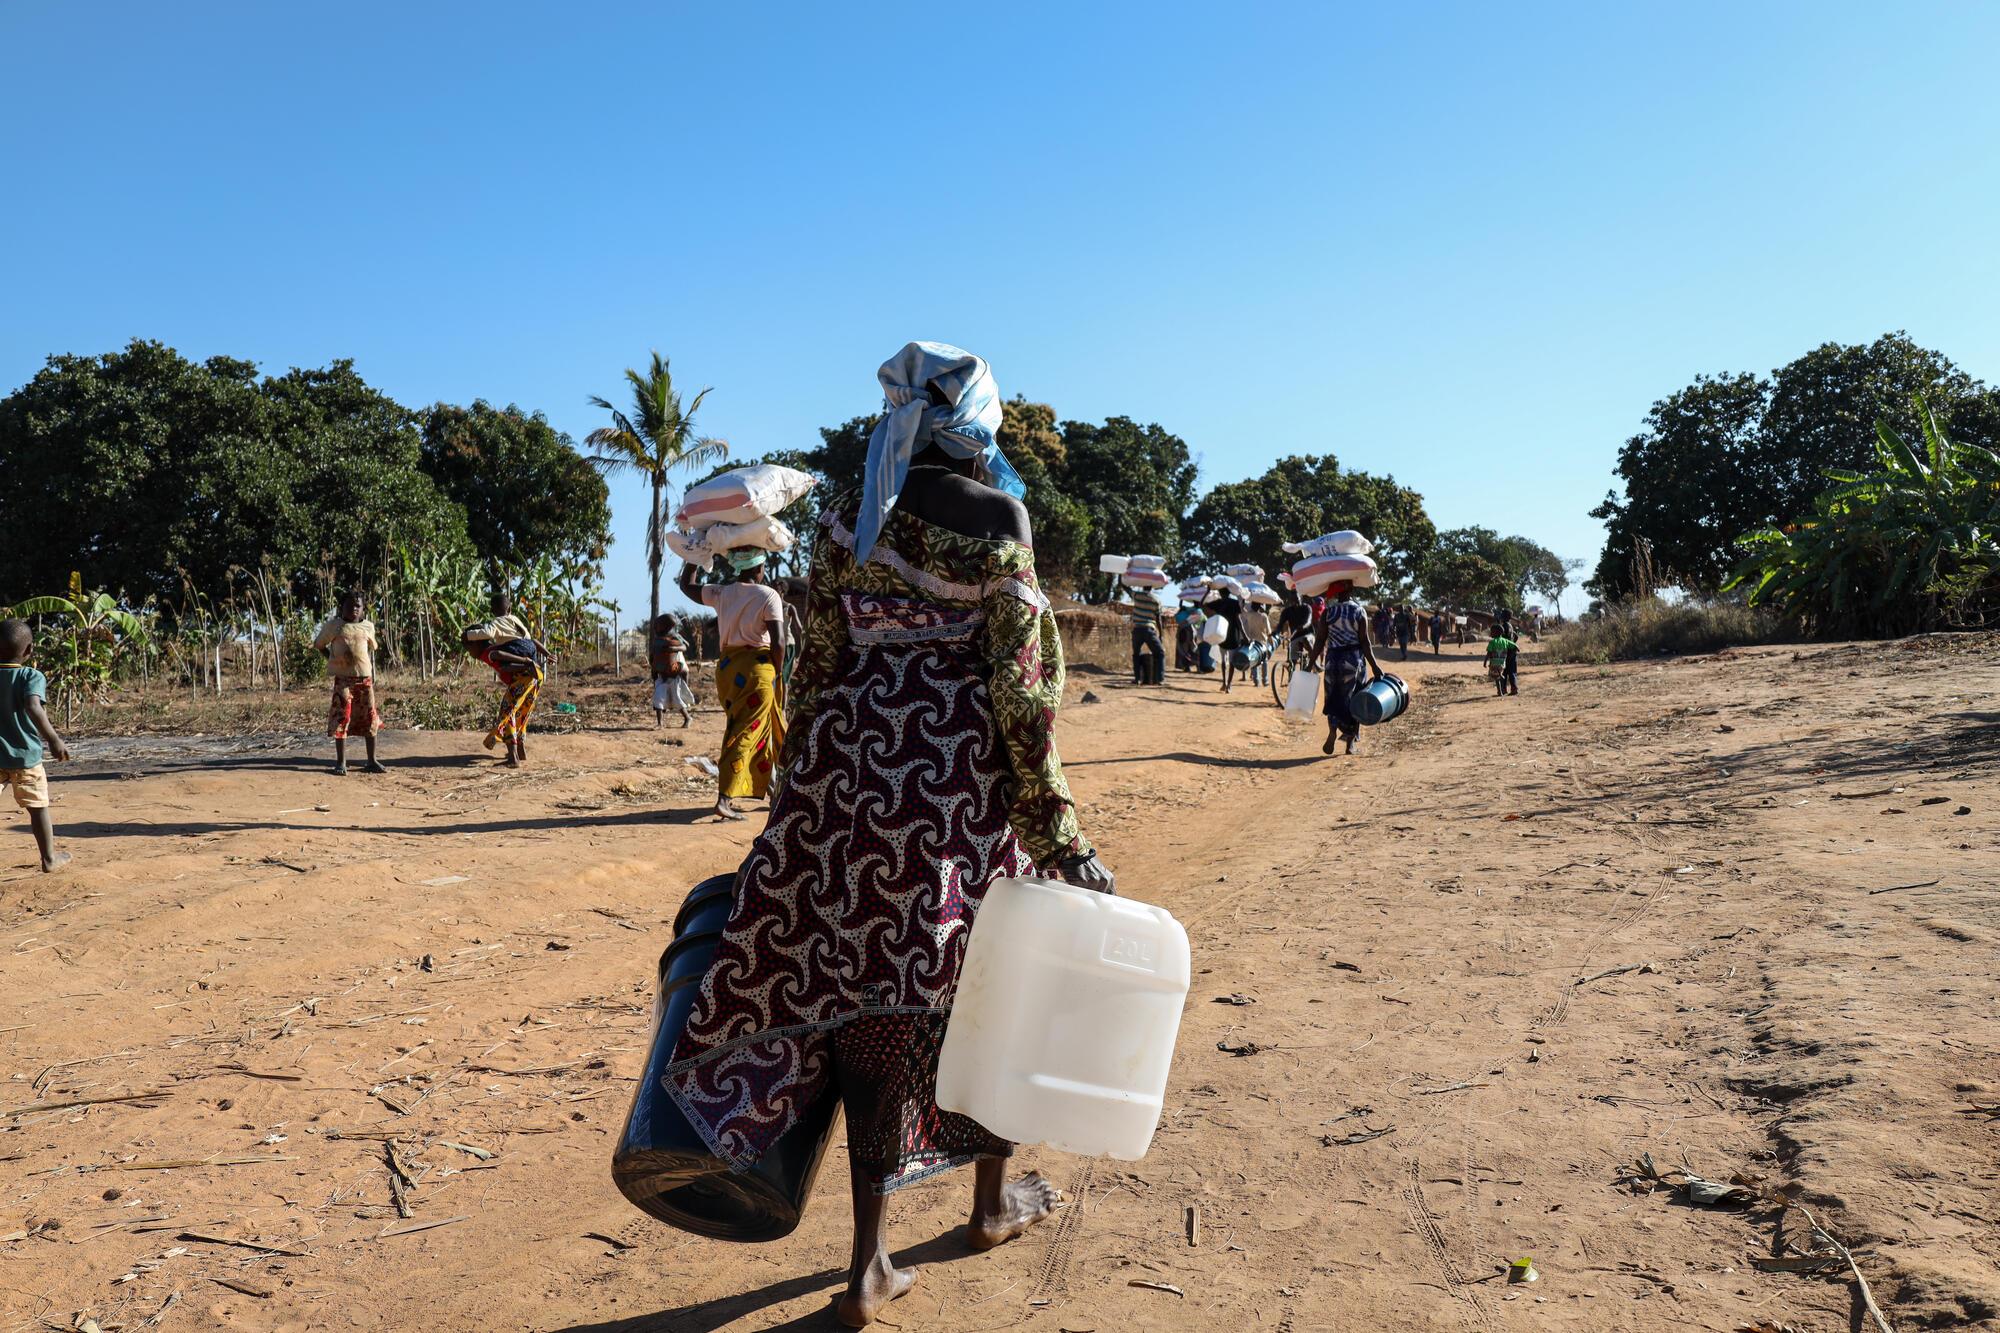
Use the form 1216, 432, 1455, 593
648, 613, 694, 728
314, 590, 385, 775
0, 619, 72, 872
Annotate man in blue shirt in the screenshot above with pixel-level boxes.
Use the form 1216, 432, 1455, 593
0, 619, 72, 872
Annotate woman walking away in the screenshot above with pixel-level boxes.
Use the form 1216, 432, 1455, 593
1307, 579, 1384, 757
1393, 604, 1414, 661
678, 553, 787, 821
1427, 607, 1444, 655
648, 613, 694, 728
663, 344, 1112, 1328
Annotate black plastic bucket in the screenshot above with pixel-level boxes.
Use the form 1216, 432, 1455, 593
611, 872, 843, 1241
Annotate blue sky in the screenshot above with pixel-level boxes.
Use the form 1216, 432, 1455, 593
6, 2, 1997, 618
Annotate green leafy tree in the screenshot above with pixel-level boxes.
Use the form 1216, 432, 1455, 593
421, 401, 611, 571
1430, 528, 1571, 612
260, 360, 474, 586
1418, 550, 1510, 612
1589, 372, 1769, 599
586, 352, 728, 632
1183, 455, 1435, 593
810, 414, 876, 495
1727, 396, 2000, 635
1593, 333, 2000, 600
0, 340, 471, 606
1059, 416, 1199, 575
1001, 399, 1089, 592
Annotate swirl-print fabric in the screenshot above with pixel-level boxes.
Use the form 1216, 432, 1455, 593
663, 615, 1038, 1189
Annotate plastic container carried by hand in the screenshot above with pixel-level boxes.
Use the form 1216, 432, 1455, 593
1350, 672, 1409, 726
1285, 667, 1322, 719
612, 873, 842, 1241
937, 878, 1190, 1160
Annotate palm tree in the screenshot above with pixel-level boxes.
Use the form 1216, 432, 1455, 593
586, 352, 729, 630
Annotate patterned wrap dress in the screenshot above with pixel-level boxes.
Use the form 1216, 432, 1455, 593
1321, 598, 1369, 742
662, 501, 1093, 1193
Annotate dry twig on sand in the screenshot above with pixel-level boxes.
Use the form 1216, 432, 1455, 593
4, 1089, 170, 1117
1575, 962, 1656, 986
1867, 880, 1940, 896
178, 1230, 310, 1257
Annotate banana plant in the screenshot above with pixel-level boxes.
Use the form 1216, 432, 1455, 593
1727, 395, 2000, 634
6, 573, 151, 723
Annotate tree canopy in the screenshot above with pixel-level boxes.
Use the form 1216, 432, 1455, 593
0, 339, 610, 608
1424, 527, 1573, 611
1592, 333, 2000, 599
1182, 455, 1435, 593
420, 401, 611, 571
1415, 550, 1511, 612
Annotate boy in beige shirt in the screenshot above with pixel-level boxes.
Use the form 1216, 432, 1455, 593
313, 590, 385, 775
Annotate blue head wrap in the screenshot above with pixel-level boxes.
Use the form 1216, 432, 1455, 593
723, 548, 768, 573
852, 341, 1025, 563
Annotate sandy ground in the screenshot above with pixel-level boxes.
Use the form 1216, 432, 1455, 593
3, 637, 1996, 1333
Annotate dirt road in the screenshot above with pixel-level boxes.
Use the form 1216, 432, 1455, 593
3, 638, 1995, 1331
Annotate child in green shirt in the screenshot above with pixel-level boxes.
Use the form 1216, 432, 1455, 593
0, 618, 72, 872
1485, 630, 1517, 696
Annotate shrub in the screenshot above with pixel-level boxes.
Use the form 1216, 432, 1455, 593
1545, 600, 1781, 664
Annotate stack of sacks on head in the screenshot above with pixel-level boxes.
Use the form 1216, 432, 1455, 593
1205, 574, 1248, 601
1121, 553, 1170, 591
666, 464, 817, 568
1223, 564, 1264, 582
1241, 579, 1283, 606
1283, 530, 1377, 596
1177, 577, 1210, 603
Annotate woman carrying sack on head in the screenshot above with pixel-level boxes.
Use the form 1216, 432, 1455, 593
661, 343, 1112, 1328
679, 552, 787, 821
1306, 578, 1384, 757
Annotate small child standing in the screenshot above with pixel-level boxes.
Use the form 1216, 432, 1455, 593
0, 618, 72, 872
1484, 626, 1517, 697
313, 590, 385, 775
649, 613, 694, 728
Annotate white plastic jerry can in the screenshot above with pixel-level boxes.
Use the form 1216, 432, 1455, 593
936, 878, 1191, 1160
1285, 667, 1322, 719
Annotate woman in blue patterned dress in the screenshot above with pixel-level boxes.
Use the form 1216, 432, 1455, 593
1307, 579, 1385, 756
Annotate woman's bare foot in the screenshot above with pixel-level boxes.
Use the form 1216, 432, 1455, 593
41, 850, 72, 873
834, 1253, 916, 1328
714, 798, 746, 822
1322, 729, 1339, 755
967, 1169, 1063, 1250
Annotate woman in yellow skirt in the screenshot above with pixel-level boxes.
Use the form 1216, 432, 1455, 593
680, 552, 787, 820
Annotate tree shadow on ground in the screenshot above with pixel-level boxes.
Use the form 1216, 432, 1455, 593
1067, 750, 1325, 771
50, 806, 713, 841
551, 1230, 990, 1332
62, 750, 495, 783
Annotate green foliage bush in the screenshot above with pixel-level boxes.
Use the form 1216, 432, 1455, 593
1726, 397, 2000, 636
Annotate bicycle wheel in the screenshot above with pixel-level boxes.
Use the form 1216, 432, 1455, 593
1271, 649, 1294, 707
